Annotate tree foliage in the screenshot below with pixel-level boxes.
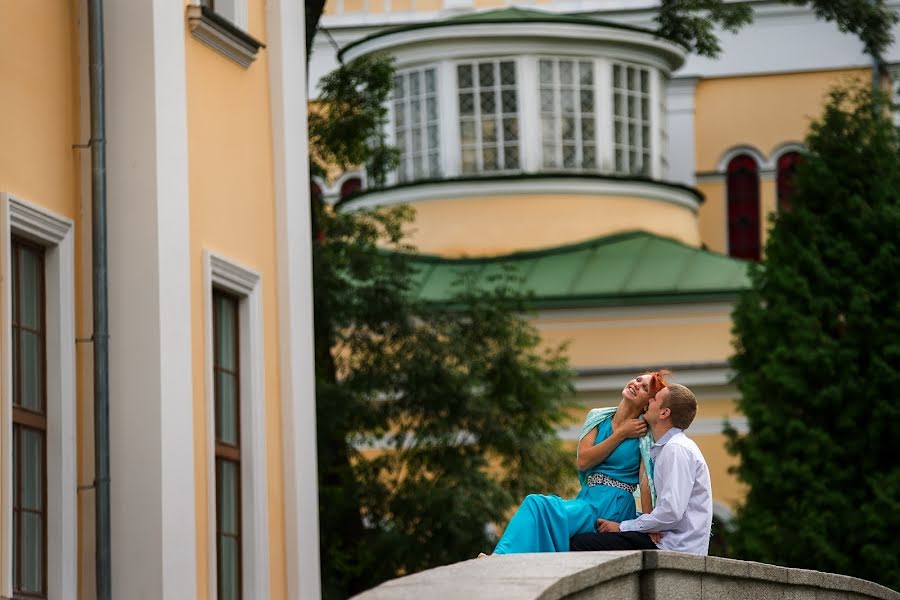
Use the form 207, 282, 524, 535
726, 85, 900, 590
306, 2, 898, 64
655, 0, 897, 60
311, 57, 576, 600
308, 54, 399, 186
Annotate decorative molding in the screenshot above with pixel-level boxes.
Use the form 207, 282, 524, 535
186, 5, 265, 69
536, 314, 731, 332
571, 361, 734, 393
312, 170, 368, 205
202, 250, 269, 600
715, 144, 768, 172
769, 141, 805, 163
209, 252, 260, 294
7, 197, 71, 245
536, 301, 735, 322
0, 193, 77, 600
341, 175, 703, 213
699, 141, 804, 183
341, 22, 686, 72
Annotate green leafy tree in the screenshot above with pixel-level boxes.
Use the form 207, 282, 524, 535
655, 1, 897, 61
310, 56, 575, 600
727, 85, 900, 589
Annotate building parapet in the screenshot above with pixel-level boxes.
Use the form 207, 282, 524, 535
351, 551, 900, 600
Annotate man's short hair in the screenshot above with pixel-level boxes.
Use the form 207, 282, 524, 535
663, 383, 697, 429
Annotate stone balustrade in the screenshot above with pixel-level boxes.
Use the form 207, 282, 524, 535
351, 551, 899, 600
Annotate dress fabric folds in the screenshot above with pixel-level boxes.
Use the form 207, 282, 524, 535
493, 418, 641, 554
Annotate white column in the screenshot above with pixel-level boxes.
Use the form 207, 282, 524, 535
518, 56, 541, 173
267, 1, 323, 599
596, 58, 614, 173
438, 59, 461, 178
650, 68, 662, 179
105, 0, 197, 597
666, 76, 699, 186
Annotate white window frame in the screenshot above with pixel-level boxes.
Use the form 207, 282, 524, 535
204, 0, 248, 29
385, 55, 665, 184
455, 58, 522, 175
203, 250, 269, 600
0, 193, 77, 600
536, 56, 601, 171
391, 66, 441, 183
611, 60, 653, 176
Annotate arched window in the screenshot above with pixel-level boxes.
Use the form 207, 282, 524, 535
727, 154, 761, 261
776, 151, 801, 212
339, 177, 362, 199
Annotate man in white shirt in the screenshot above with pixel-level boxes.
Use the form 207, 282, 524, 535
570, 383, 714, 555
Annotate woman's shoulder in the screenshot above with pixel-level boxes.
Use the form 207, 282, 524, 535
584, 407, 616, 423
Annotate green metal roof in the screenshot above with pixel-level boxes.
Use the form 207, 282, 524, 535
406, 231, 751, 308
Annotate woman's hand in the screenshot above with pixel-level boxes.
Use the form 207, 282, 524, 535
617, 418, 648, 439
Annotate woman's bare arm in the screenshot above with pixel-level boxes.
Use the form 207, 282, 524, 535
577, 418, 648, 472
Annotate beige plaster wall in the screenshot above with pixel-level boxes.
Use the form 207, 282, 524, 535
184, 1, 286, 597
694, 69, 867, 255
0, 0, 85, 586
407, 194, 700, 256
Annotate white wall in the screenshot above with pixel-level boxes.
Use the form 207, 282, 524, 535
105, 0, 197, 597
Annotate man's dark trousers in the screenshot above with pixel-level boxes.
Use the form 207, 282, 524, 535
570, 531, 658, 551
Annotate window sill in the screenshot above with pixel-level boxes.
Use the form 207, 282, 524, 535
187, 5, 265, 69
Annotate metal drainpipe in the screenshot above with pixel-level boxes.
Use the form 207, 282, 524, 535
87, 0, 111, 598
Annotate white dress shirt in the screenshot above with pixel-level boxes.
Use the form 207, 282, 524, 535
619, 428, 713, 555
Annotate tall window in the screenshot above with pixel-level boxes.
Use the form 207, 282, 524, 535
214, 290, 241, 600
727, 155, 761, 261
11, 237, 47, 599
612, 63, 651, 175
458, 60, 519, 174
539, 58, 597, 170
777, 151, 801, 212
393, 68, 440, 182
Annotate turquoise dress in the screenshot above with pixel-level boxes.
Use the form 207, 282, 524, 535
492, 418, 640, 554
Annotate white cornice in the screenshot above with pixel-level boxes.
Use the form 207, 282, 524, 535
186, 5, 261, 69
4, 194, 73, 245
536, 302, 735, 321
342, 177, 702, 213
342, 22, 686, 72
207, 251, 260, 295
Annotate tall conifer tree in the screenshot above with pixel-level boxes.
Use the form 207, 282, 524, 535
727, 86, 900, 589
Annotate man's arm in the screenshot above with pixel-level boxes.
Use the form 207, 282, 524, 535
620, 444, 693, 533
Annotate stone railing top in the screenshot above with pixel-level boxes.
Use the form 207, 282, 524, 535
351, 551, 900, 600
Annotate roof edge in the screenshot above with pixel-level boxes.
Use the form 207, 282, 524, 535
398, 230, 746, 265
339, 173, 705, 209
338, 10, 686, 61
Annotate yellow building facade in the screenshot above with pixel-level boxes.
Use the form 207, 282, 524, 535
1, 1, 320, 599
310, 0, 900, 526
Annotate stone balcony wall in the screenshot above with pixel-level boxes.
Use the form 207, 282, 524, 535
352, 551, 899, 600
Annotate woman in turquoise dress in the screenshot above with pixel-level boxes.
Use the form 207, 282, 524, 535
490, 370, 669, 554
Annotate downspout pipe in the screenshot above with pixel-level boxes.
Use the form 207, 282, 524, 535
87, 0, 111, 598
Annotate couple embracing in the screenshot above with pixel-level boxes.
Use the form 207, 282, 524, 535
486, 370, 713, 556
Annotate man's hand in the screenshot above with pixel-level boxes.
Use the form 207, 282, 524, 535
595, 518, 621, 533
648, 532, 664, 545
